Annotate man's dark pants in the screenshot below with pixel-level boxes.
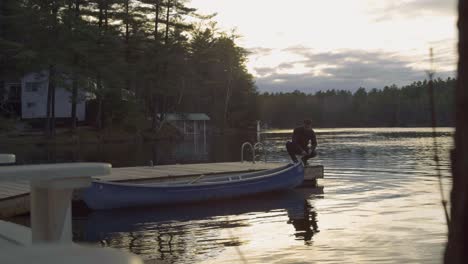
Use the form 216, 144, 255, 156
286, 141, 317, 163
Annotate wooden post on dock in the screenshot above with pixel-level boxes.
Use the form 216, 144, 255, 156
30, 178, 90, 243
0, 163, 111, 244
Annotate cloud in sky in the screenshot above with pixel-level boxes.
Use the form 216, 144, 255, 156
247, 47, 273, 57
191, 0, 457, 93
370, 0, 457, 21
253, 48, 455, 93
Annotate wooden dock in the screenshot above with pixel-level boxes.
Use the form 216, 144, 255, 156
0, 162, 323, 218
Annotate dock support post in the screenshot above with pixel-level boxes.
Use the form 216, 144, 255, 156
29, 176, 91, 243
30, 185, 73, 243
0, 163, 110, 244
203, 120, 207, 153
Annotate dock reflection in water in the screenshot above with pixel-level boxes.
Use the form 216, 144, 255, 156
75, 189, 322, 263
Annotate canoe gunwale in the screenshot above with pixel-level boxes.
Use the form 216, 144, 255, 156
82, 162, 305, 210
94, 163, 299, 188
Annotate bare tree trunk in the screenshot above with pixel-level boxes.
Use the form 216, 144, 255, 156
70, 0, 80, 132
445, 0, 468, 263
46, 65, 57, 137
71, 67, 78, 131
164, 0, 171, 45
152, 94, 158, 131
94, 1, 105, 130
156, 0, 172, 130
104, 0, 108, 28
45, 65, 53, 136
45, 2, 59, 137
50, 65, 56, 137
151, 1, 161, 131
177, 78, 185, 105
154, 0, 160, 41
0, 0, 6, 39
124, 0, 131, 92
96, 78, 103, 130
223, 63, 233, 130
0, 1, 6, 86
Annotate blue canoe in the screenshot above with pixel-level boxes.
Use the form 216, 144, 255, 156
82, 162, 304, 210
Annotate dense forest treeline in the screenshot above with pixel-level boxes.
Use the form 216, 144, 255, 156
0, 0, 257, 135
258, 77, 455, 128
0, 1, 456, 135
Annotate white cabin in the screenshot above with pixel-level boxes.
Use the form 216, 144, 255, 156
21, 72, 86, 121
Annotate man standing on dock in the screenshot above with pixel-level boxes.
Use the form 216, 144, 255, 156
286, 120, 317, 165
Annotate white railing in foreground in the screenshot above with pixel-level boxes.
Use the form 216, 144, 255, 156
0, 163, 110, 244
0, 244, 143, 264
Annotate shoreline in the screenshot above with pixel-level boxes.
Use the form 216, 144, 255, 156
0, 128, 177, 146
0, 127, 258, 146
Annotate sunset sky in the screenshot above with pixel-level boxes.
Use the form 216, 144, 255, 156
190, 0, 457, 93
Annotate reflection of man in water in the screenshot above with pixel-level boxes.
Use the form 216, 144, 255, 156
286, 119, 317, 165
287, 200, 319, 243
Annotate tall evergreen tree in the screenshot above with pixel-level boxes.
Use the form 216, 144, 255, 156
1, 0, 259, 133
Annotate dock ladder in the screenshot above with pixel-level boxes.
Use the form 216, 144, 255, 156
241, 142, 267, 163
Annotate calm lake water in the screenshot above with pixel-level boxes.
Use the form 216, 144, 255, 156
4, 127, 454, 263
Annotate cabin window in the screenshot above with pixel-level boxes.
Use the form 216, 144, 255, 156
26, 102, 36, 108
5, 83, 21, 101
25, 82, 43, 92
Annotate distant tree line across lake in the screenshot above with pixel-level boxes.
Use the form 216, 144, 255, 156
258, 77, 455, 128
1, 0, 256, 135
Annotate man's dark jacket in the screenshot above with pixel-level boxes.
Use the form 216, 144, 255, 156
292, 127, 317, 152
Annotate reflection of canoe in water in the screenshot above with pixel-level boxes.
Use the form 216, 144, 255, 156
79, 188, 318, 242
82, 162, 304, 210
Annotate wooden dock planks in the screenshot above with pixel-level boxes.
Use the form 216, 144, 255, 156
105, 162, 281, 182
0, 181, 29, 200
0, 162, 323, 218
0, 162, 285, 217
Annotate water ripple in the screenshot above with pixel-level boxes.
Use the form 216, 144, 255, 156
74, 128, 452, 264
